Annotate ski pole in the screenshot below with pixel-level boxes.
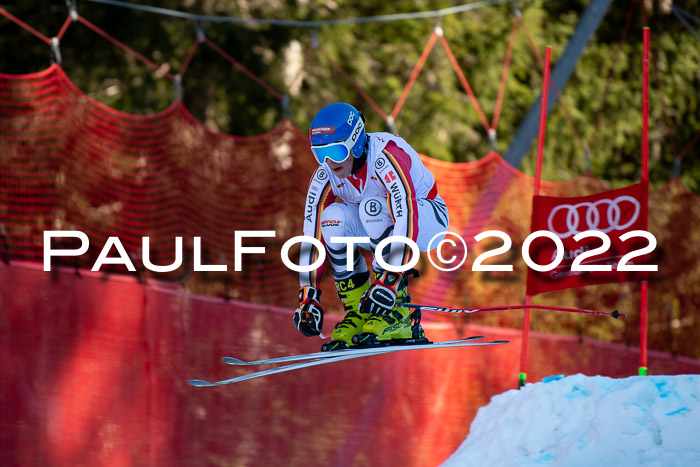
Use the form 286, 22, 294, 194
403, 303, 625, 319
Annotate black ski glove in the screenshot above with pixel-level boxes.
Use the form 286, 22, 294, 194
359, 271, 402, 316
293, 286, 324, 337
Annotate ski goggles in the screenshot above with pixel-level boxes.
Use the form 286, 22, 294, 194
310, 117, 364, 165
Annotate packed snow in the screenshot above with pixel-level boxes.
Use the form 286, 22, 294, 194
443, 374, 700, 466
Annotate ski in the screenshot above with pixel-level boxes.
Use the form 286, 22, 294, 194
403, 303, 624, 318
190, 339, 509, 387
222, 335, 485, 366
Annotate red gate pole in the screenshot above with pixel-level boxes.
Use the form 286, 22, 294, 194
639, 28, 650, 376
519, 46, 552, 388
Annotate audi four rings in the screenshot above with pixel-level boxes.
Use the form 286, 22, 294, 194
547, 196, 641, 239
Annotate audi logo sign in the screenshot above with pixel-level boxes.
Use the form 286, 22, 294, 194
527, 182, 652, 296
547, 196, 641, 239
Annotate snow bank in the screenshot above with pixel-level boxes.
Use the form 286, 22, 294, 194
443, 374, 700, 466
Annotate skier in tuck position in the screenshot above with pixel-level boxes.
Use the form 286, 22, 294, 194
293, 102, 449, 351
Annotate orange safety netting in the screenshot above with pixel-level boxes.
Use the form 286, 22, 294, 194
2, 260, 698, 466
2, 7, 700, 466
1, 65, 315, 304
3, 65, 700, 353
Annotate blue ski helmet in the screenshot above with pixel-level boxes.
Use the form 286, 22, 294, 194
309, 102, 366, 165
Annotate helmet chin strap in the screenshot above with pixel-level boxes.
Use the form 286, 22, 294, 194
350, 137, 369, 175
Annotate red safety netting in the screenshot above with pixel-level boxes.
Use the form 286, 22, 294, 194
3, 65, 700, 350
2, 8, 700, 467
2, 260, 698, 467
0, 64, 316, 304
3, 64, 700, 466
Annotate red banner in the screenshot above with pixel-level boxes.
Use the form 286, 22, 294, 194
526, 182, 650, 296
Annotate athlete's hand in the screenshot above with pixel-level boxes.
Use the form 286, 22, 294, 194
359, 271, 402, 316
293, 286, 324, 337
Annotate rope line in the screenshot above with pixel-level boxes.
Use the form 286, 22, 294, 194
178, 40, 200, 77
669, 4, 700, 42
2, 2, 694, 164
56, 15, 73, 41
0, 4, 603, 146
660, 0, 700, 26
81, 0, 517, 27
491, 14, 520, 131
77, 15, 175, 81
391, 30, 439, 121
676, 5, 700, 24
438, 32, 492, 132
316, 45, 388, 120
0, 7, 53, 44
203, 38, 283, 100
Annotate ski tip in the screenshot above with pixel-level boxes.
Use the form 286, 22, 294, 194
492, 340, 510, 344
189, 379, 215, 387
222, 357, 248, 365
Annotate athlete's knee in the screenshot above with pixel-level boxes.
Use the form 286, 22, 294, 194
320, 203, 347, 224
320, 203, 352, 243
